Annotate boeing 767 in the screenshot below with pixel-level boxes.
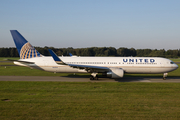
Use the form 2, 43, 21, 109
10, 30, 178, 80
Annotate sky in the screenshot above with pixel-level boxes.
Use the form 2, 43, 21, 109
0, 0, 180, 50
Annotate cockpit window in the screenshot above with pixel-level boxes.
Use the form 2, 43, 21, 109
170, 62, 175, 64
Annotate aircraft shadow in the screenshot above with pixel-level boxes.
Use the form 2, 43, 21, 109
61, 75, 180, 82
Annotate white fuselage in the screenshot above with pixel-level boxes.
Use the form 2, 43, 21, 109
14, 56, 178, 74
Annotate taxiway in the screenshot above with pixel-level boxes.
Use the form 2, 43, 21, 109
0, 76, 180, 82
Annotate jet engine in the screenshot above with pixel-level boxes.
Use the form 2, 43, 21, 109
106, 68, 124, 78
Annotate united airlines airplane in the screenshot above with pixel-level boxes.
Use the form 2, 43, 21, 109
10, 30, 178, 80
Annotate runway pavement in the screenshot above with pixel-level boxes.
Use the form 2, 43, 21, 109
0, 76, 180, 82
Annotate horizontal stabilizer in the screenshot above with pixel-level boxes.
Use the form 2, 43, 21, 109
7, 59, 35, 64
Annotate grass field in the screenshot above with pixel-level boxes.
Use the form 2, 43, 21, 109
0, 57, 19, 61
170, 58, 180, 62
1, 82, 180, 120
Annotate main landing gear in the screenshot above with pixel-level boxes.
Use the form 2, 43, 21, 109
90, 73, 98, 80
163, 73, 168, 80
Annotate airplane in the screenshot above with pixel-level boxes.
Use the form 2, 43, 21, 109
10, 30, 178, 80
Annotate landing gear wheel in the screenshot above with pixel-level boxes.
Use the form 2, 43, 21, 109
163, 73, 168, 80
90, 76, 94, 80
90, 73, 98, 80
94, 76, 98, 80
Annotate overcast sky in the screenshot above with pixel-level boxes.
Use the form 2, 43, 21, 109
0, 0, 180, 50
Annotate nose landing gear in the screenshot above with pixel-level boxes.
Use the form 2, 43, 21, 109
163, 73, 168, 80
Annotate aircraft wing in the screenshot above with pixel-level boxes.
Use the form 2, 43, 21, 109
48, 49, 110, 72
68, 64, 109, 72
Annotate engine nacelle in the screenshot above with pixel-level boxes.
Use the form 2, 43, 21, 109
107, 68, 124, 78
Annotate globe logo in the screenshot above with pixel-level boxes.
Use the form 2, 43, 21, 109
20, 42, 42, 59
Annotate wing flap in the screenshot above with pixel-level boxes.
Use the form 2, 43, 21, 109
69, 64, 110, 72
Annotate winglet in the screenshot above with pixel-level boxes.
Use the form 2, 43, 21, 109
48, 49, 67, 65
69, 53, 78, 57
69, 53, 73, 56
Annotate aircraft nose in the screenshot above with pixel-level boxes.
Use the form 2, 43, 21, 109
174, 64, 179, 70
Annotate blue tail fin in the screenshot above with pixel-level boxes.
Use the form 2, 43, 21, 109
10, 30, 42, 59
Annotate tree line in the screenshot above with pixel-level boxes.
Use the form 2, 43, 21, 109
0, 47, 180, 58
